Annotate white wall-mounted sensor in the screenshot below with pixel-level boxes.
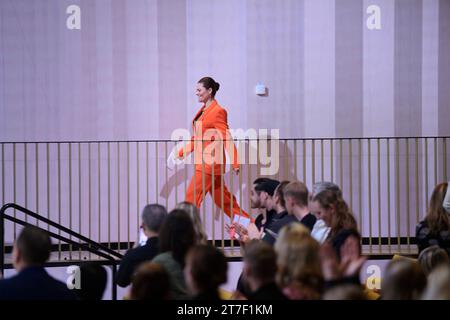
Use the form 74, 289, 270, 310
255, 84, 267, 96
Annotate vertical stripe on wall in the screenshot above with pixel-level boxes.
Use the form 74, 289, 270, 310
394, 0, 423, 136
304, 0, 335, 138
438, 0, 450, 135
363, 0, 395, 137
125, 0, 159, 139
112, 0, 128, 139
81, 0, 98, 139
157, 0, 187, 138
335, 0, 363, 138
246, 0, 304, 139
334, 0, 363, 221
394, 0, 423, 238
422, 0, 439, 136
95, 0, 114, 138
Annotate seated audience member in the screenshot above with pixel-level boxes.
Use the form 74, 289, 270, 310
283, 181, 317, 231
312, 189, 359, 259
382, 258, 426, 300
176, 201, 208, 243
421, 265, 450, 300
184, 244, 227, 300
416, 182, 450, 257
251, 178, 277, 231
0, 226, 76, 300
116, 204, 167, 287
74, 263, 107, 300
309, 182, 341, 243
418, 245, 450, 276
129, 262, 171, 300
232, 179, 285, 243
262, 181, 299, 245
243, 240, 288, 300
152, 209, 196, 300
231, 179, 283, 298
275, 224, 323, 299
319, 235, 366, 289
323, 284, 366, 300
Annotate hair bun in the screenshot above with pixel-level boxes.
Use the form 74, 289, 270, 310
215, 82, 220, 92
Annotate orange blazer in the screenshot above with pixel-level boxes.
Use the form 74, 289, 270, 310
178, 100, 240, 175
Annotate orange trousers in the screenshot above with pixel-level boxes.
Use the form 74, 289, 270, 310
186, 171, 249, 219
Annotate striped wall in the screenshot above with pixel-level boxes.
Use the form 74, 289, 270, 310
0, 0, 449, 142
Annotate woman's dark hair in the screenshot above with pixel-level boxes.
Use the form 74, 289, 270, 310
130, 262, 171, 300
313, 190, 357, 237
158, 209, 196, 267
186, 244, 228, 293
198, 77, 220, 98
382, 258, 426, 300
74, 263, 107, 300
425, 182, 450, 235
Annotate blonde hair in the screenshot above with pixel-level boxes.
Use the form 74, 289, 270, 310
274, 224, 323, 298
175, 202, 208, 243
283, 181, 309, 207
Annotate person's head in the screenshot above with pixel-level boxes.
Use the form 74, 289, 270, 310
323, 284, 366, 300
425, 182, 450, 234
184, 244, 228, 296
309, 182, 342, 219
250, 178, 270, 208
141, 204, 167, 237
418, 245, 450, 276
74, 263, 107, 300
422, 265, 450, 300
311, 181, 342, 199
243, 240, 278, 291
275, 227, 323, 297
158, 209, 196, 267
272, 181, 290, 212
283, 181, 309, 214
130, 262, 171, 300
13, 226, 51, 271
312, 190, 357, 237
255, 179, 280, 211
175, 201, 208, 244
197, 77, 220, 103
382, 258, 427, 300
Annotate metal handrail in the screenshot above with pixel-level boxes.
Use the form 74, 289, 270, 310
0, 203, 123, 300
0, 203, 123, 259
0, 135, 448, 144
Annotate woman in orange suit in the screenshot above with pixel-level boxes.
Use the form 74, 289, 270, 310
177, 77, 249, 220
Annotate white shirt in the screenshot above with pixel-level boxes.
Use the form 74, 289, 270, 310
311, 219, 330, 244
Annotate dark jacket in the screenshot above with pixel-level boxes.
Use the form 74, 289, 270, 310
248, 282, 288, 300
0, 266, 77, 300
116, 237, 159, 287
263, 212, 317, 246
192, 289, 222, 301
416, 220, 450, 257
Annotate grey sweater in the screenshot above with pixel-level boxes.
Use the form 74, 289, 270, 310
152, 251, 189, 300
